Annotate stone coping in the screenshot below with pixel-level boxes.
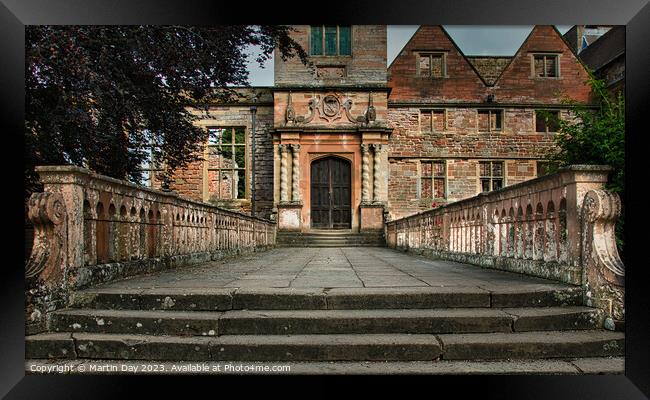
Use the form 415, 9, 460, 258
35, 165, 275, 225
386, 165, 613, 225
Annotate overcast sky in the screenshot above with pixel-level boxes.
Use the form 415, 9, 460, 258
246, 25, 572, 86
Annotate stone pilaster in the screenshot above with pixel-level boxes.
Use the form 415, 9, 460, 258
372, 144, 383, 202
361, 144, 370, 203
279, 144, 288, 202
291, 144, 301, 203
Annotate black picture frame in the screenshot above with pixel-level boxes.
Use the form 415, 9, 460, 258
2, 0, 649, 397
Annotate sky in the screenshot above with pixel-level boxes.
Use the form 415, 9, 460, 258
246, 25, 572, 86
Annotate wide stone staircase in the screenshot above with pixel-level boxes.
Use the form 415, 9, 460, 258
276, 230, 385, 247
26, 285, 624, 372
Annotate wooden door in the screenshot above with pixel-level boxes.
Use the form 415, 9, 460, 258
310, 157, 351, 229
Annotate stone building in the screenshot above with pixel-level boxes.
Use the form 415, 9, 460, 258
148, 25, 594, 232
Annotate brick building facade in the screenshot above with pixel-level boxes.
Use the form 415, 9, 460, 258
151, 25, 594, 231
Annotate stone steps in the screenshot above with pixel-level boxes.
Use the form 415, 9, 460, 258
67, 286, 583, 311
276, 232, 385, 247
26, 330, 624, 362
26, 357, 625, 375
48, 307, 602, 336
26, 284, 621, 368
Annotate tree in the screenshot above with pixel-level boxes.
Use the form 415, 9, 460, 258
25, 25, 307, 196
545, 74, 625, 256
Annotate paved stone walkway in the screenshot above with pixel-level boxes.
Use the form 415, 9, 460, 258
98, 247, 573, 291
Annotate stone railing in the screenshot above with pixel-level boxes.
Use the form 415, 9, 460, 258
25, 166, 276, 332
386, 165, 624, 326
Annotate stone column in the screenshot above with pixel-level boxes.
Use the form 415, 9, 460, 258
279, 144, 288, 202
361, 144, 370, 203
291, 144, 301, 203
372, 144, 383, 202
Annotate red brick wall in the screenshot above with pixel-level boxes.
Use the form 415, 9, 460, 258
492, 26, 593, 104
388, 26, 487, 103
384, 25, 592, 220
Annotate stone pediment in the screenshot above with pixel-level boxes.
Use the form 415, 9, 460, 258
283, 91, 383, 128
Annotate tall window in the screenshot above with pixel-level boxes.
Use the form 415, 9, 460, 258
532, 54, 559, 77
310, 26, 351, 56
478, 109, 503, 132
420, 109, 446, 133
140, 132, 163, 188
207, 127, 247, 200
417, 53, 446, 77
535, 110, 560, 133
479, 161, 504, 192
419, 160, 446, 199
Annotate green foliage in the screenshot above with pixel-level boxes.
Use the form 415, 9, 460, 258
25, 25, 307, 196
546, 74, 625, 256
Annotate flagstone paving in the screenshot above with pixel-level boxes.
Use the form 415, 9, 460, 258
96, 247, 574, 291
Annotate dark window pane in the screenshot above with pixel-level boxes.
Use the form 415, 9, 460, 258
535, 111, 547, 132
492, 162, 503, 177
493, 111, 502, 130
481, 179, 491, 192
339, 26, 351, 55
236, 170, 246, 199
222, 127, 233, 144
547, 111, 560, 132
235, 146, 246, 169
492, 179, 503, 191
220, 146, 233, 163
235, 127, 246, 144
311, 26, 322, 55
325, 26, 337, 55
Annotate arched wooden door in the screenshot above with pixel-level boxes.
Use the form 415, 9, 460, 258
310, 157, 352, 229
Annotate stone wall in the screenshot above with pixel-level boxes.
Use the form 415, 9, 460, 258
274, 25, 387, 87
385, 106, 574, 219
150, 89, 276, 219
383, 25, 594, 221
25, 166, 276, 333
386, 165, 624, 326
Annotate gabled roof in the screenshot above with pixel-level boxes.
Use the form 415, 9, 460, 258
491, 25, 589, 87
388, 25, 490, 86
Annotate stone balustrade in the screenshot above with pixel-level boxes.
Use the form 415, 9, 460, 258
386, 165, 625, 326
25, 166, 276, 332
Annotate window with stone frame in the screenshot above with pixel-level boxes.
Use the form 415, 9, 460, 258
140, 132, 164, 188
419, 160, 447, 200
206, 127, 247, 200
417, 53, 446, 78
479, 161, 504, 192
478, 109, 503, 132
532, 54, 560, 77
420, 109, 447, 134
310, 26, 351, 56
535, 110, 561, 133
